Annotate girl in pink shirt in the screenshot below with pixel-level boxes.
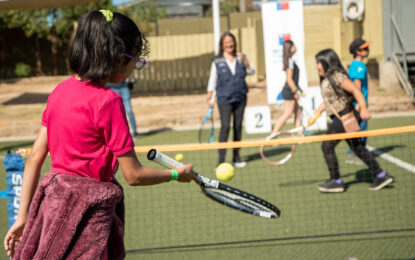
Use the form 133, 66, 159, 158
4, 10, 196, 259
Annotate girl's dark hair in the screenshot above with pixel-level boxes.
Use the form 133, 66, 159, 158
68, 10, 149, 82
282, 40, 294, 71
315, 48, 348, 95
218, 32, 237, 57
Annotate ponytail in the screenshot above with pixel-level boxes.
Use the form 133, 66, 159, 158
68, 10, 148, 82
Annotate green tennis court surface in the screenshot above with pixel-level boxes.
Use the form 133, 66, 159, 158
1, 116, 414, 260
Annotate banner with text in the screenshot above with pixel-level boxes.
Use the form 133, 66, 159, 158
262, 1, 308, 104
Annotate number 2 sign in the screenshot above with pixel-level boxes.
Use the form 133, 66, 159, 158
244, 106, 272, 134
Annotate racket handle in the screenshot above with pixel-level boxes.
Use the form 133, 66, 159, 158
307, 112, 321, 126
148, 149, 203, 184
147, 149, 184, 169
204, 107, 213, 121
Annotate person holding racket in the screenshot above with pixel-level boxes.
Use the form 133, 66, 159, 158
309, 49, 393, 193
271, 40, 303, 136
206, 32, 255, 168
4, 10, 196, 259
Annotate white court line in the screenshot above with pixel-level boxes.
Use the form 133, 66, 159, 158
366, 145, 415, 174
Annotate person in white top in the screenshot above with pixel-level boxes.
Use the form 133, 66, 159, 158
206, 32, 255, 168
271, 40, 302, 135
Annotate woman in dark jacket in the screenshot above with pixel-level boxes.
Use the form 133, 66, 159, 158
206, 32, 255, 168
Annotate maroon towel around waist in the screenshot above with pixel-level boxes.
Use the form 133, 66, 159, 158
14, 172, 125, 260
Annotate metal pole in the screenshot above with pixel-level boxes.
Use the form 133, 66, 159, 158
213, 0, 220, 55
240, 0, 246, 12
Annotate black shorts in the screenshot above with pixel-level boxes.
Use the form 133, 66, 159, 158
282, 84, 295, 100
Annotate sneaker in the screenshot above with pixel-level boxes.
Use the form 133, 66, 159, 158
318, 179, 345, 193
233, 161, 247, 168
345, 153, 364, 165
232, 155, 247, 168
369, 174, 393, 191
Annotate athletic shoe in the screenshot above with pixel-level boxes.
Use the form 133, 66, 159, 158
232, 155, 247, 168
345, 153, 364, 165
369, 174, 393, 191
318, 179, 345, 193
233, 161, 247, 168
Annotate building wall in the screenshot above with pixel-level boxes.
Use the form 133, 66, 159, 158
382, 0, 415, 60
362, 0, 384, 62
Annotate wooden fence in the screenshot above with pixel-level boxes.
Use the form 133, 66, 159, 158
132, 53, 212, 95
131, 2, 384, 94
131, 28, 259, 95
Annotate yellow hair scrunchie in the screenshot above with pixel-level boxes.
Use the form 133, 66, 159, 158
99, 10, 113, 22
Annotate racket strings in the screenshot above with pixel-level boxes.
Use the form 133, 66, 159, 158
198, 115, 214, 143
260, 133, 298, 166
203, 187, 278, 216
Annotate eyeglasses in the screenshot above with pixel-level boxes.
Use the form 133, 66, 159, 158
122, 52, 147, 70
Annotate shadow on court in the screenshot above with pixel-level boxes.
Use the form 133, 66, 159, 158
244, 146, 292, 163
126, 231, 415, 256
370, 145, 405, 157
140, 127, 172, 136
2, 92, 49, 105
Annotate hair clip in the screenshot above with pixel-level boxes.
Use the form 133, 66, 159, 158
99, 10, 113, 22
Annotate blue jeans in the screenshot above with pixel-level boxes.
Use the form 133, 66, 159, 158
107, 82, 137, 134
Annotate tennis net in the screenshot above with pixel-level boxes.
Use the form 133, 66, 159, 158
122, 125, 415, 255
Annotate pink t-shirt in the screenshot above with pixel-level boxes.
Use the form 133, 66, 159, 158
42, 76, 135, 181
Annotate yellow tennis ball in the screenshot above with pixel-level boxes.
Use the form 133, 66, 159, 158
216, 163, 234, 182
175, 153, 184, 162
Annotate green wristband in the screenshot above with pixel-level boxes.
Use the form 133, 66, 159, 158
168, 169, 179, 181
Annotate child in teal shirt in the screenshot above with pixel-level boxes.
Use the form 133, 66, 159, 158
346, 38, 371, 165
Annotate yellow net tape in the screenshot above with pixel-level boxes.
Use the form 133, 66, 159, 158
134, 125, 415, 153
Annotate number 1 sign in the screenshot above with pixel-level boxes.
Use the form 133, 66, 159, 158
244, 106, 272, 134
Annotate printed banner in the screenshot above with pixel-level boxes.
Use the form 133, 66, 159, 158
4, 152, 24, 228
262, 1, 308, 104
299, 87, 327, 131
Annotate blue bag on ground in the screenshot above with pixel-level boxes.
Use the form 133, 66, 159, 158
4, 152, 25, 228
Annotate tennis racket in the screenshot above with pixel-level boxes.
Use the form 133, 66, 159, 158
147, 149, 281, 219
260, 125, 308, 166
298, 98, 315, 137
198, 93, 215, 143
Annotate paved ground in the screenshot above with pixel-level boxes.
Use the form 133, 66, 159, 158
0, 76, 414, 141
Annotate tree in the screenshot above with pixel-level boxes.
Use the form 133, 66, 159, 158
0, 13, 10, 77
0, 0, 114, 77
0, 9, 50, 75
221, 0, 239, 16
54, 0, 114, 43
51, 0, 114, 74
119, 0, 166, 35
